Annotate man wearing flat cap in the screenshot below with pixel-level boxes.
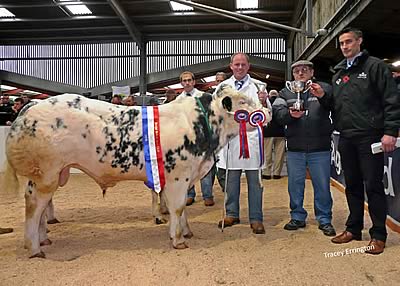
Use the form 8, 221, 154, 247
273, 59, 336, 237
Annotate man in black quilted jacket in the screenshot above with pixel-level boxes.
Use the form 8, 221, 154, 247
315, 27, 400, 254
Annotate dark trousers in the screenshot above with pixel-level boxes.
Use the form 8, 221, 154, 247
338, 136, 387, 241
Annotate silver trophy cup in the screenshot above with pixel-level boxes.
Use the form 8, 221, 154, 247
285, 80, 312, 111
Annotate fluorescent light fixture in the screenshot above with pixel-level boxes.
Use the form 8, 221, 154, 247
65, 4, 92, 15
0, 8, 15, 18
1, 85, 17, 91
23, 90, 41, 95
236, 0, 258, 9
202, 76, 216, 82
168, 83, 183, 89
170, 1, 193, 11
392, 60, 400, 67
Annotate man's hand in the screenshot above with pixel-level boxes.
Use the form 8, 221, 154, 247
289, 107, 304, 118
309, 83, 325, 98
381, 135, 397, 153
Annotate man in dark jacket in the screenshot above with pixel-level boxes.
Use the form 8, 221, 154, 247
273, 60, 336, 236
263, 89, 286, 180
315, 27, 400, 254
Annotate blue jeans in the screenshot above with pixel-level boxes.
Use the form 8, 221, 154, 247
188, 167, 215, 200
287, 151, 332, 225
225, 169, 263, 223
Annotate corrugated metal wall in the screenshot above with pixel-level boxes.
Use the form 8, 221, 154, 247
0, 42, 140, 88
147, 38, 285, 73
0, 38, 285, 88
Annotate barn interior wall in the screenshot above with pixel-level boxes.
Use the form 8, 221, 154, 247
0, 37, 285, 89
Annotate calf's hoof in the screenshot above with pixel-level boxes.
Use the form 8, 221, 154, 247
40, 239, 52, 246
173, 242, 188, 249
29, 251, 46, 259
183, 231, 194, 239
155, 217, 168, 225
47, 218, 60, 224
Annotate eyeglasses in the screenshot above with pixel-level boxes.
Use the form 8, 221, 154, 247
293, 67, 311, 74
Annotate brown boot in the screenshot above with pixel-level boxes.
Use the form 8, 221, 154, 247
331, 231, 361, 244
218, 217, 240, 228
365, 239, 385, 255
250, 222, 265, 234
0, 227, 13, 235
186, 197, 194, 206
204, 198, 215, 207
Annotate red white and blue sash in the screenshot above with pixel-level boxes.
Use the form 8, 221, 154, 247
142, 106, 165, 193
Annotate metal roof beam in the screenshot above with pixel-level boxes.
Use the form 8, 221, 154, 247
299, 0, 373, 61
1, 26, 126, 33
107, 0, 142, 44
172, 0, 302, 34
0, 16, 120, 22
89, 56, 285, 96
0, 70, 86, 95
132, 10, 293, 20
0, 2, 109, 8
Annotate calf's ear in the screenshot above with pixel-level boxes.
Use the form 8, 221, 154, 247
222, 96, 232, 112
215, 84, 229, 97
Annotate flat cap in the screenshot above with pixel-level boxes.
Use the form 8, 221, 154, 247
291, 60, 314, 69
389, 65, 400, 72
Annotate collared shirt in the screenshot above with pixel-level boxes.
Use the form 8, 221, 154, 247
346, 52, 363, 69
215, 74, 271, 170
177, 88, 202, 99
234, 75, 249, 90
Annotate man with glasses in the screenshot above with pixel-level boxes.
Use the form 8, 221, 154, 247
177, 71, 215, 207
273, 60, 336, 236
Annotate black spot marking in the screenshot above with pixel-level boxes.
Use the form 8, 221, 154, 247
67, 96, 82, 109
185, 178, 189, 182
96, 109, 142, 173
163, 93, 222, 172
175, 178, 179, 181
51, 118, 67, 130
48, 98, 58, 106
85, 106, 89, 113
11, 118, 39, 137
82, 133, 87, 139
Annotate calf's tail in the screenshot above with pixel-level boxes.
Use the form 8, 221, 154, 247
1, 160, 20, 193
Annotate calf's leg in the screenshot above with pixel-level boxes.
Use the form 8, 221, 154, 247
25, 181, 56, 258
164, 186, 188, 249
46, 199, 60, 224
152, 190, 167, 224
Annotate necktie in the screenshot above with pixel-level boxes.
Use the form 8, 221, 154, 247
236, 80, 244, 90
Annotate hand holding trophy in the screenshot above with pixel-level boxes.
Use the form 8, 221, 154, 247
285, 80, 312, 111
257, 82, 269, 107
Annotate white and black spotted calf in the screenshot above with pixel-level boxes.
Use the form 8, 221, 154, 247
4, 86, 271, 258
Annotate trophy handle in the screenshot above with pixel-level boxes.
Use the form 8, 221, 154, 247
304, 80, 312, 92
285, 81, 292, 92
